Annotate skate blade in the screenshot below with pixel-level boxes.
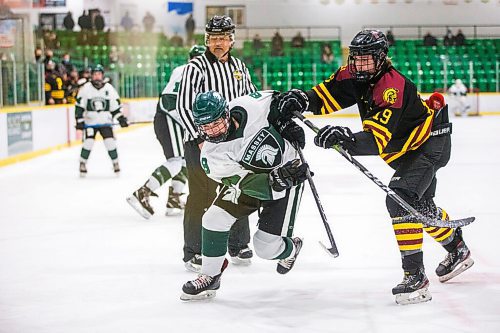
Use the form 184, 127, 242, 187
180, 290, 216, 301
439, 257, 474, 283
230, 256, 252, 266
395, 287, 432, 305
184, 261, 201, 273
79, 172, 87, 178
126, 196, 152, 220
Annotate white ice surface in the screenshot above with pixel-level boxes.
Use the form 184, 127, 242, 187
1, 116, 499, 333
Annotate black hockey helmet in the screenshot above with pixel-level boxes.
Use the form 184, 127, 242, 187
205, 15, 235, 47
348, 29, 389, 81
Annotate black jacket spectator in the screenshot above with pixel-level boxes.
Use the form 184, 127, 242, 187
443, 29, 454, 47
78, 11, 91, 30
94, 12, 105, 31
63, 12, 75, 31
423, 32, 437, 46
455, 29, 466, 46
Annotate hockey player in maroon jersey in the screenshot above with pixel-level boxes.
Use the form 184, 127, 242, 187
278, 30, 474, 305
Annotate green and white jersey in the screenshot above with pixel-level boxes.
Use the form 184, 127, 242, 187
158, 64, 185, 123
76, 81, 122, 126
200, 91, 298, 201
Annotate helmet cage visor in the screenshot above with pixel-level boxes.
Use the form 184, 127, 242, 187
196, 109, 230, 143
348, 44, 387, 81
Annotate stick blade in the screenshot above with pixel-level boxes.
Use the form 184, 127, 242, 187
319, 241, 339, 258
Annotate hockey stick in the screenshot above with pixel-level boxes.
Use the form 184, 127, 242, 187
83, 121, 153, 129
292, 111, 475, 229
294, 143, 339, 258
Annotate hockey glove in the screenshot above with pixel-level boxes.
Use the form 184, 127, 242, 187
277, 89, 309, 119
275, 118, 305, 149
269, 159, 310, 192
118, 116, 129, 127
75, 119, 85, 130
314, 125, 355, 149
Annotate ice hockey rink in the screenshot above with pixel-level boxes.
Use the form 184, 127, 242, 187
1, 115, 499, 333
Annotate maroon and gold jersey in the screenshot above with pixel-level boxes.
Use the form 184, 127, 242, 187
308, 65, 434, 164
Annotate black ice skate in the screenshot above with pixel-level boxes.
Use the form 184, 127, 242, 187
436, 237, 474, 283
277, 237, 303, 274
229, 245, 253, 265
180, 258, 229, 301
165, 187, 184, 216
392, 268, 432, 305
79, 162, 87, 178
113, 161, 120, 175
184, 254, 202, 273
126, 186, 158, 219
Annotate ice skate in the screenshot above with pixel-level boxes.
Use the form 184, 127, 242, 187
392, 268, 432, 305
436, 232, 474, 283
277, 237, 303, 274
180, 258, 228, 301
79, 162, 87, 178
184, 254, 202, 273
113, 161, 120, 176
126, 186, 158, 219
229, 245, 253, 265
165, 188, 184, 216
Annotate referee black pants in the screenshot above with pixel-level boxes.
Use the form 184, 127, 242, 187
182, 140, 251, 262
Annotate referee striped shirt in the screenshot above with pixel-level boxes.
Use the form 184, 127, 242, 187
177, 51, 256, 141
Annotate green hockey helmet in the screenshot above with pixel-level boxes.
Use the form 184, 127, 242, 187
189, 45, 206, 59
193, 91, 230, 143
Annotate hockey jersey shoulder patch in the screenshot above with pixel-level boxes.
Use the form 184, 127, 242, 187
240, 127, 284, 173
373, 70, 405, 109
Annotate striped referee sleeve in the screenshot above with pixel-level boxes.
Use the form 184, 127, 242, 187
177, 63, 203, 140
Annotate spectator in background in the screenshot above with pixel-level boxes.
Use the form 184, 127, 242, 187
43, 49, 54, 67
170, 32, 183, 47
121, 11, 134, 32
320, 43, 334, 64
44, 60, 66, 105
78, 10, 91, 31
386, 29, 395, 47
63, 12, 75, 31
455, 29, 466, 46
61, 53, 74, 73
252, 33, 264, 53
185, 13, 195, 45
44, 31, 59, 50
291, 31, 305, 48
34, 47, 43, 63
423, 31, 437, 46
143, 12, 155, 32
443, 29, 454, 47
94, 10, 105, 31
271, 31, 284, 56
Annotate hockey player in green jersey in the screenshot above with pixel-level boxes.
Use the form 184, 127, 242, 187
180, 90, 310, 301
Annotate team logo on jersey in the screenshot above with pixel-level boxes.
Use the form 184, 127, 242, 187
241, 128, 283, 172
256, 145, 279, 166
233, 69, 243, 80
383, 88, 399, 105
89, 97, 109, 111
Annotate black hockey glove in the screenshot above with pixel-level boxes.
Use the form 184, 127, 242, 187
275, 118, 305, 149
314, 125, 355, 149
75, 119, 85, 130
269, 159, 310, 192
118, 116, 129, 127
277, 89, 309, 119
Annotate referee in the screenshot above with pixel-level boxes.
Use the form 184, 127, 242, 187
177, 15, 256, 272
